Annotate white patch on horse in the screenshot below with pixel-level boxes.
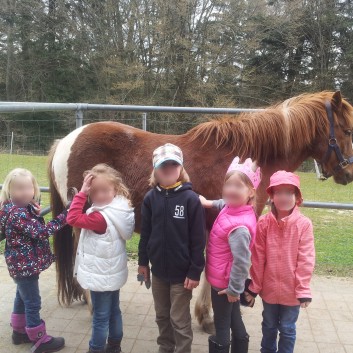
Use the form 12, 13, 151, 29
124, 130, 136, 142
282, 98, 292, 154
52, 125, 87, 203
282, 98, 291, 121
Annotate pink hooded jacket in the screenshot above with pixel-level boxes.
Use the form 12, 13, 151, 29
206, 204, 257, 289
249, 206, 315, 306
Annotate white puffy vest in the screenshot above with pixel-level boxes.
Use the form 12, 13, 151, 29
74, 196, 135, 292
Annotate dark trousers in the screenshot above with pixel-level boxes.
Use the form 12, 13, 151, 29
211, 287, 248, 346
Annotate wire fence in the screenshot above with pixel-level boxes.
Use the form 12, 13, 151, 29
0, 112, 204, 155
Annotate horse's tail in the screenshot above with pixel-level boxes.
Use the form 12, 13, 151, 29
194, 273, 215, 334
48, 140, 79, 305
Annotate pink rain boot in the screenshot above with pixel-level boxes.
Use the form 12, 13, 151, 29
26, 320, 65, 353
10, 313, 31, 345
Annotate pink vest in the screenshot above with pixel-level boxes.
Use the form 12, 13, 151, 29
206, 205, 257, 289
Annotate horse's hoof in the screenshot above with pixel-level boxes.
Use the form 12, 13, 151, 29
202, 319, 216, 335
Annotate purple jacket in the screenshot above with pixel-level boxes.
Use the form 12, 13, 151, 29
0, 201, 67, 278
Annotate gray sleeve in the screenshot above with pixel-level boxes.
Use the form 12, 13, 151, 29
212, 199, 226, 211
227, 227, 251, 297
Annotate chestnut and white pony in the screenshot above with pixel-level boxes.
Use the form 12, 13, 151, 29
48, 91, 353, 332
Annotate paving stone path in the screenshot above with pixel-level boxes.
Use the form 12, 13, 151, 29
1, 258, 353, 353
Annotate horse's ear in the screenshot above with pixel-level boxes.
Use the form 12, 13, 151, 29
331, 91, 342, 111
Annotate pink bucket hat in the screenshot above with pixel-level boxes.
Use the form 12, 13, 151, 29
266, 170, 303, 201
227, 157, 261, 189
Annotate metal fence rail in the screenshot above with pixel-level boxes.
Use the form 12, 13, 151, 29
1, 185, 353, 215
1, 101, 353, 213
0, 102, 261, 129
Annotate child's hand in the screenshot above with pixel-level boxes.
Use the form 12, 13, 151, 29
81, 174, 94, 195
184, 277, 199, 290
244, 291, 256, 307
199, 195, 208, 206
31, 201, 41, 215
218, 289, 240, 303
198, 195, 213, 208
300, 301, 310, 308
138, 265, 150, 282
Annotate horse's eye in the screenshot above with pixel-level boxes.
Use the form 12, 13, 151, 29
344, 130, 352, 136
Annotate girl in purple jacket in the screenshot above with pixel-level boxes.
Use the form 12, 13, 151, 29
0, 168, 67, 353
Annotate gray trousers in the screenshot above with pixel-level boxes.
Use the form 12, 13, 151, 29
152, 274, 193, 353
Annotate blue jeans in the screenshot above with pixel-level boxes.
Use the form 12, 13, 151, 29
261, 300, 300, 353
13, 275, 41, 328
89, 290, 123, 351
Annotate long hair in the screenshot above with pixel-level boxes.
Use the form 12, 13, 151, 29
0, 168, 40, 206
83, 163, 131, 204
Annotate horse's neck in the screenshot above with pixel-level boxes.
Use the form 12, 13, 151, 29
179, 134, 309, 200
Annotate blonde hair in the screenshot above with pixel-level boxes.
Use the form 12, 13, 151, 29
83, 163, 131, 204
224, 170, 256, 206
149, 166, 190, 187
0, 168, 40, 206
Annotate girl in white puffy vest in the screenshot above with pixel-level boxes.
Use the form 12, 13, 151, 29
67, 163, 135, 353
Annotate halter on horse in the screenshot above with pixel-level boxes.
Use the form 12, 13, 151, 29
316, 101, 353, 180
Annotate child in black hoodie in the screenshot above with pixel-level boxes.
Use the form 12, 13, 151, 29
138, 143, 206, 353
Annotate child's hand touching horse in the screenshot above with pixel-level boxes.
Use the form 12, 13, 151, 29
198, 195, 213, 208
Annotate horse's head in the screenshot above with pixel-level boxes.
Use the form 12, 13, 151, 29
314, 91, 353, 185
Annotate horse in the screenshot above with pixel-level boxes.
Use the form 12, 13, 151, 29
48, 91, 353, 332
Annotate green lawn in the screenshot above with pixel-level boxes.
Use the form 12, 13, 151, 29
1, 154, 353, 276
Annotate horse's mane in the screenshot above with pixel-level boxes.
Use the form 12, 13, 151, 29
187, 91, 352, 164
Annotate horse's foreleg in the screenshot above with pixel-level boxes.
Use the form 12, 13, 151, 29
194, 272, 215, 334
83, 289, 93, 314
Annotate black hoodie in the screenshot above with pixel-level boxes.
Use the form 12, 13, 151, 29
138, 182, 206, 283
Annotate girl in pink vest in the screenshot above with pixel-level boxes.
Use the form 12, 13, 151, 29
245, 171, 315, 353
199, 157, 261, 353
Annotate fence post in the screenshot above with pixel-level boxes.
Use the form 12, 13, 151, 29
76, 108, 83, 128
142, 112, 147, 131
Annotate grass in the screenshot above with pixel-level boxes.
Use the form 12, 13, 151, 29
1, 154, 353, 276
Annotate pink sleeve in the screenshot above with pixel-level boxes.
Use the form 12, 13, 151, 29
67, 192, 107, 234
295, 220, 315, 299
249, 220, 266, 294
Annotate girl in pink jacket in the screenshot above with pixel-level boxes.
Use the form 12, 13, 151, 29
199, 157, 261, 353
246, 171, 315, 353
